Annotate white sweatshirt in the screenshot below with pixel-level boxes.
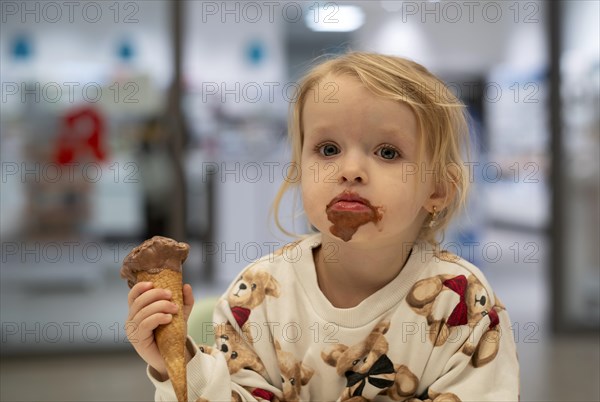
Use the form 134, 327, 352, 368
148, 233, 520, 401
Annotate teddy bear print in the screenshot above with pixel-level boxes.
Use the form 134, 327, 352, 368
274, 339, 314, 401
195, 333, 279, 402
406, 389, 461, 402
461, 295, 505, 368
195, 348, 271, 402
197, 389, 279, 402
196, 393, 241, 402
406, 273, 504, 367
227, 269, 280, 343
197, 344, 215, 356
272, 241, 301, 259
321, 320, 419, 401
214, 322, 269, 377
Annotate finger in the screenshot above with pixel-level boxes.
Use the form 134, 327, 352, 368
134, 299, 179, 325
183, 284, 194, 308
127, 282, 153, 306
129, 288, 173, 320
129, 312, 173, 342
182, 284, 195, 322
141, 312, 173, 333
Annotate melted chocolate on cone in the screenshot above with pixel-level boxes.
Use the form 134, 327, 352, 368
120, 236, 189, 288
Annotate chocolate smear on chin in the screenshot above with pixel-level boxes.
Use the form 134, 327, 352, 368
325, 203, 383, 242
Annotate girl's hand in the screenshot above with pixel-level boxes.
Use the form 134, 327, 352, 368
125, 281, 195, 378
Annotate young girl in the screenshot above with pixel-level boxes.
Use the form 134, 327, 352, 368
126, 52, 520, 401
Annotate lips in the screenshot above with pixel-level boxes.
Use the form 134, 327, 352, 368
326, 191, 372, 212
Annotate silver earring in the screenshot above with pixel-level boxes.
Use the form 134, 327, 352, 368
428, 206, 439, 228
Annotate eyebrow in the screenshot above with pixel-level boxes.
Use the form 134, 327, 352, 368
306, 126, 416, 148
375, 128, 416, 146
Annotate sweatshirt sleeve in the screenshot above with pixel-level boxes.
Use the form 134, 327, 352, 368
416, 302, 520, 401
146, 296, 283, 402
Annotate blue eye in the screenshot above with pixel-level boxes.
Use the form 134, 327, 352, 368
377, 145, 399, 160
318, 143, 340, 157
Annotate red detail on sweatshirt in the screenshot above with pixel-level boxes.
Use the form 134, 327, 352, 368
443, 275, 468, 326
251, 388, 274, 400
231, 306, 251, 327
487, 308, 500, 329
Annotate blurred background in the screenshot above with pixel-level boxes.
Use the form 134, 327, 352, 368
0, 0, 598, 401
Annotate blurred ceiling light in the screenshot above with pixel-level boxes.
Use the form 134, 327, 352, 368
374, 18, 431, 67
304, 4, 365, 32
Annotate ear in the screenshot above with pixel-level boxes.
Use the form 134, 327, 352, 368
393, 365, 419, 397
468, 274, 481, 286
373, 320, 391, 335
494, 295, 506, 310
407, 277, 443, 307
435, 250, 461, 263
429, 320, 450, 346
198, 344, 215, 355
423, 171, 457, 214
320, 345, 347, 367
274, 339, 281, 352
300, 364, 314, 385
215, 322, 230, 338
472, 328, 500, 367
462, 341, 476, 356
264, 273, 280, 297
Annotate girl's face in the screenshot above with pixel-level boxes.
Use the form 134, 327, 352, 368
300, 74, 439, 247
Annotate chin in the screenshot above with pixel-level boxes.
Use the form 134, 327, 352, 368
321, 224, 381, 243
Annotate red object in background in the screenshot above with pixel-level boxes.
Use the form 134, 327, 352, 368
55, 107, 107, 164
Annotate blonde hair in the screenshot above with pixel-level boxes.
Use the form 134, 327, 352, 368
271, 52, 471, 246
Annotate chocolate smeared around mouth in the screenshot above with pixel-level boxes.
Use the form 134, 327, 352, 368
325, 199, 383, 242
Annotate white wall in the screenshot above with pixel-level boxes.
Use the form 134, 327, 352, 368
353, 0, 545, 75
0, 0, 172, 88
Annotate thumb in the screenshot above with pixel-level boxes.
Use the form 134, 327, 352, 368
182, 283, 194, 321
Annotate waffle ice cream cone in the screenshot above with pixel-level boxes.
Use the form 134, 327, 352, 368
121, 236, 190, 402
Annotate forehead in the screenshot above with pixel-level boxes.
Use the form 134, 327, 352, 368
301, 74, 418, 143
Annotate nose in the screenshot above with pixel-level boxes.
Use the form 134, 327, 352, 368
338, 153, 367, 184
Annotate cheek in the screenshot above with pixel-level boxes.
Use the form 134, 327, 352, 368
383, 188, 423, 216
301, 176, 324, 215
387, 179, 431, 211
301, 194, 323, 229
